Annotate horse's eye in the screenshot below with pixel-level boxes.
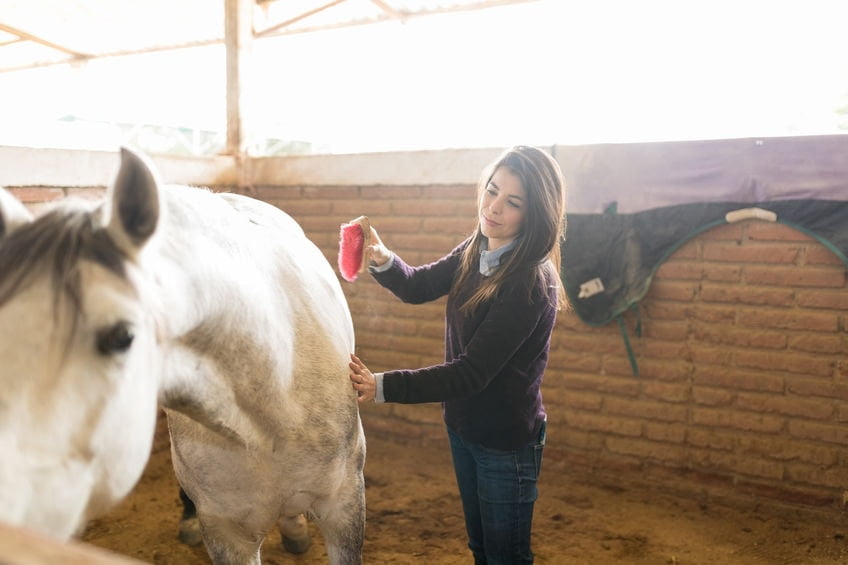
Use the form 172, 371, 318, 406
96, 322, 134, 355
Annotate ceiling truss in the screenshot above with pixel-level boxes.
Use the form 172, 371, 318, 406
0, 0, 538, 74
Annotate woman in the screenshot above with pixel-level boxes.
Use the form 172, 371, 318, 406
349, 145, 566, 564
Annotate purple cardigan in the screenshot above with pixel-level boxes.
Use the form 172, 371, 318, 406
372, 241, 557, 451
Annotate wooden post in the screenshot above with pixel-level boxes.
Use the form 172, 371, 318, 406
224, 0, 254, 160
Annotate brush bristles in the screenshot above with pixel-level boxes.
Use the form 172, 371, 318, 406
338, 222, 365, 282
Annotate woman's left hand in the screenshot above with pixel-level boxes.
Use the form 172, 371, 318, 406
349, 353, 376, 403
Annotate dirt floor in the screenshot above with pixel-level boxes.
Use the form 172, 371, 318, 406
82, 432, 848, 565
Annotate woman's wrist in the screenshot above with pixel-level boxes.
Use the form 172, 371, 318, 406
370, 252, 394, 272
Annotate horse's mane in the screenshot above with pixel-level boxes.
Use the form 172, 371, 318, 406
0, 204, 128, 318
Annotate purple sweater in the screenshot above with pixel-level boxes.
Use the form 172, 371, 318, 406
372, 241, 557, 451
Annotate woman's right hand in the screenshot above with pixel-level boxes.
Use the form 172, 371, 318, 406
349, 354, 377, 403
367, 226, 392, 267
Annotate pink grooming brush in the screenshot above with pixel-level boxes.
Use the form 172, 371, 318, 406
338, 216, 371, 282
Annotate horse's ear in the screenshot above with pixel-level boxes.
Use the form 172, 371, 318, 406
0, 187, 34, 240
105, 147, 161, 258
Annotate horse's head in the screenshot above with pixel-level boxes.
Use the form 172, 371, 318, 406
0, 148, 163, 539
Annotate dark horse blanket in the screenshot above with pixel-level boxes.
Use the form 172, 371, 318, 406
557, 134, 848, 373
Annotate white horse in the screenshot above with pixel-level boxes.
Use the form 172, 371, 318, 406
0, 148, 366, 564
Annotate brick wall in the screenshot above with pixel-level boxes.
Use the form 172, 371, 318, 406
7, 167, 847, 509
261, 181, 848, 509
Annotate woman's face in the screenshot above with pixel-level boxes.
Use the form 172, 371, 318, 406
479, 166, 526, 250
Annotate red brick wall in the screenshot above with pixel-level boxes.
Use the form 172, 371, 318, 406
262, 182, 848, 509
9, 179, 847, 508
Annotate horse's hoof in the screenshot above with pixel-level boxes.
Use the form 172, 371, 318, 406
282, 535, 311, 554
178, 518, 203, 547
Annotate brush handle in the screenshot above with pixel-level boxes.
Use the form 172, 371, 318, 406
357, 217, 371, 273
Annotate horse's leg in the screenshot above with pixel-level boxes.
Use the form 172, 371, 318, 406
177, 487, 203, 547
279, 513, 311, 554
312, 477, 366, 565
197, 514, 263, 565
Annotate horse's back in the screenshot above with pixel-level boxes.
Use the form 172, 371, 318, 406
162, 186, 333, 281
157, 185, 352, 338
217, 191, 305, 238
217, 189, 355, 352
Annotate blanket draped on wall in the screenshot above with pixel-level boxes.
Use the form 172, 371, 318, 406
557, 134, 848, 375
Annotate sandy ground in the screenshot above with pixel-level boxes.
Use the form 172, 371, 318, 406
82, 432, 848, 564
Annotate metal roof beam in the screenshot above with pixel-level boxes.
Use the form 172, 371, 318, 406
255, 0, 541, 38
369, 0, 404, 20
0, 22, 89, 59
254, 0, 348, 38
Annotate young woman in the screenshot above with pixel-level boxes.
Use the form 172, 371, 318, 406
349, 145, 567, 564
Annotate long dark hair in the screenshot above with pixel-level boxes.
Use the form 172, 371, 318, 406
450, 145, 567, 314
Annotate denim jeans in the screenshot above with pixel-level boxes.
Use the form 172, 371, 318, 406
447, 420, 546, 565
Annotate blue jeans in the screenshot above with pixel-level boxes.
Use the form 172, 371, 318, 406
447, 420, 546, 565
